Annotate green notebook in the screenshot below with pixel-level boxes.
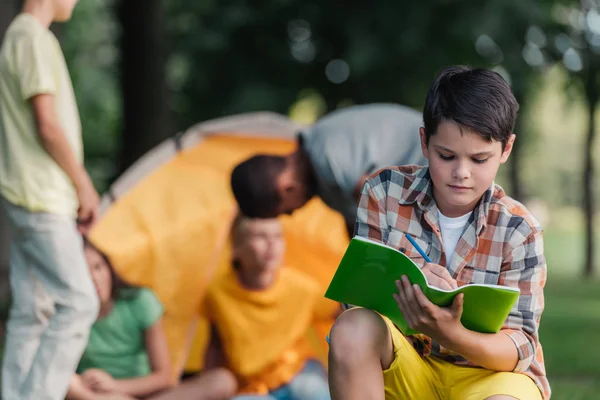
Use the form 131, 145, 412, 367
325, 236, 520, 336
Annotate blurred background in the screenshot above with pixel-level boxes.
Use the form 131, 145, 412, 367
1, 0, 600, 398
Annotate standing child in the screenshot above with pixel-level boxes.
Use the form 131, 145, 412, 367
327, 66, 550, 400
0, 1, 100, 399
201, 214, 333, 400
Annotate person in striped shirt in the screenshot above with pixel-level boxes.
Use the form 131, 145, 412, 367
327, 66, 549, 400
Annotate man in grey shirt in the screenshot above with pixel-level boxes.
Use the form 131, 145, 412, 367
231, 103, 427, 237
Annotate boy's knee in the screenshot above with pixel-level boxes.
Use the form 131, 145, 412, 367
329, 308, 391, 365
204, 367, 238, 399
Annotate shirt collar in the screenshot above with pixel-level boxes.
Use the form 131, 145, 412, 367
398, 166, 494, 234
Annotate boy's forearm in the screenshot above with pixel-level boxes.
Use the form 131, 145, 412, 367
31, 94, 88, 191
438, 325, 519, 372
37, 119, 88, 189
115, 372, 172, 397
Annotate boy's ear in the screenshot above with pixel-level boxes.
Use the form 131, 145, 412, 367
276, 169, 296, 194
419, 127, 429, 159
500, 134, 516, 164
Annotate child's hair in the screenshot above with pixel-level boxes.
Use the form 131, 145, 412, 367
230, 212, 247, 270
82, 236, 140, 300
423, 65, 519, 150
231, 155, 287, 219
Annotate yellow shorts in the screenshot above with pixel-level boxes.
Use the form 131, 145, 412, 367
379, 314, 543, 400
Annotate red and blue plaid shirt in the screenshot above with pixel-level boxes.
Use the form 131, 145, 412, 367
356, 165, 549, 399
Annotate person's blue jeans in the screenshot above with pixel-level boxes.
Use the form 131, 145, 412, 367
233, 359, 331, 400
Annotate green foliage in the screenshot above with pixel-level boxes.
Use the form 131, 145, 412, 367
163, 0, 554, 131
55, 0, 592, 207
541, 277, 600, 399
61, 0, 120, 192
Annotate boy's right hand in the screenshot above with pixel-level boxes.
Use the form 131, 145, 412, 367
422, 263, 458, 290
76, 173, 100, 235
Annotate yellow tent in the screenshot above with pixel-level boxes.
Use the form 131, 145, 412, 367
88, 112, 349, 380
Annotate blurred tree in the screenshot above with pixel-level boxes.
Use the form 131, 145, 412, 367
0, 0, 19, 318
163, 0, 565, 205
118, 0, 173, 173
468, 1, 547, 202
541, 1, 600, 277
164, 0, 496, 130
57, 0, 597, 277
61, 0, 121, 192
0, 0, 18, 43
469, 0, 578, 201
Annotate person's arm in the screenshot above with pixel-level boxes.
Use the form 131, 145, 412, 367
395, 280, 519, 371
395, 227, 546, 372
113, 318, 173, 397
438, 320, 519, 371
31, 94, 99, 232
172, 318, 199, 379
203, 323, 228, 370
450, 228, 546, 372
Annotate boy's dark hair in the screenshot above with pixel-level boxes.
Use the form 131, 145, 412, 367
423, 66, 519, 149
230, 155, 287, 218
83, 236, 140, 300
230, 212, 246, 270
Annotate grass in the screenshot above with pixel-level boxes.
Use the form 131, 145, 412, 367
541, 278, 600, 399
536, 212, 600, 399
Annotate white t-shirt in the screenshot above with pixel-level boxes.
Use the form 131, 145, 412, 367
438, 210, 472, 266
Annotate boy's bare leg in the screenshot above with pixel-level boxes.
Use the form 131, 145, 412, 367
328, 308, 395, 400
147, 368, 238, 400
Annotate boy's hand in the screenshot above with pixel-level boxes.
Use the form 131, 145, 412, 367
76, 173, 100, 235
422, 263, 458, 290
394, 275, 464, 341
81, 368, 117, 394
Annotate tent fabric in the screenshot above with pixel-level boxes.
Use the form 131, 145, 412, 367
98, 111, 306, 214
89, 112, 349, 381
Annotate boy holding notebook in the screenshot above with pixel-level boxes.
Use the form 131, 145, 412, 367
327, 66, 549, 400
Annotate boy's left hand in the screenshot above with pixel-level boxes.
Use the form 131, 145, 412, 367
394, 275, 464, 341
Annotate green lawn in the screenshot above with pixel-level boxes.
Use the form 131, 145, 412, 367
541, 278, 600, 399
536, 218, 600, 399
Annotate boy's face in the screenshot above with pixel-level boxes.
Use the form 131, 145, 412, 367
234, 218, 286, 275
52, 0, 78, 22
420, 120, 515, 218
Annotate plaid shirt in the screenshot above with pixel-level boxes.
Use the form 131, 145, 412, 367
355, 165, 549, 400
